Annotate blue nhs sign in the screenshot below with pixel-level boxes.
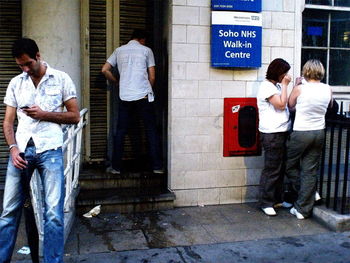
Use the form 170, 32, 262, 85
211, 11, 262, 68
212, 0, 261, 12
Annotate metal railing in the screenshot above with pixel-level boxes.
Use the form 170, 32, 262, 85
30, 108, 88, 252
319, 114, 350, 214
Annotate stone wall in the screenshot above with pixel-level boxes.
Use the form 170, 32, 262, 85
168, 0, 301, 206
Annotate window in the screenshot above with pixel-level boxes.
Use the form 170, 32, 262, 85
302, 1, 350, 85
306, 0, 350, 6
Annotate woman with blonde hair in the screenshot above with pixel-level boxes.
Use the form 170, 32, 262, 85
286, 59, 332, 219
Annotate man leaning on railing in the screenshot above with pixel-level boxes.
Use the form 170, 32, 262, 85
0, 38, 80, 263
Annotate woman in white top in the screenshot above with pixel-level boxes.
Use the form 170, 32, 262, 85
286, 59, 332, 219
257, 58, 292, 216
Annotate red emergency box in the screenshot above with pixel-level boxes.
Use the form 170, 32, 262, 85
223, 98, 261, 157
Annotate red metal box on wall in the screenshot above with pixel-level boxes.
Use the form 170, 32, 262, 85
223, 98, 261, 156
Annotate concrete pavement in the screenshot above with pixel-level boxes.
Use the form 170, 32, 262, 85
11, 202, 350, 262
49, 232, 350, 263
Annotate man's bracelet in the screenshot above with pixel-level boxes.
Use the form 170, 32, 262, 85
9, 144, 18, 150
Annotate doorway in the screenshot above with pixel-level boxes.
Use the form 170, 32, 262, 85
82, 0, 168, 173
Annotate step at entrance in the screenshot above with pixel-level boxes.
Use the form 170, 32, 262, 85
77, 164, 175, 214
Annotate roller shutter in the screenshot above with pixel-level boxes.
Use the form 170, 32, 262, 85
89, 0, 108, 160
119, 0, 152, 45
0, 0, 22, 188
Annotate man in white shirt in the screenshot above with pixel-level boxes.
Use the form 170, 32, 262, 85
0, 38, 80, 263
102, 29, 163, 174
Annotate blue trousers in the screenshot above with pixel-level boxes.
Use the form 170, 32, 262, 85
112, 99, 163, 171
0, 146, 65, 263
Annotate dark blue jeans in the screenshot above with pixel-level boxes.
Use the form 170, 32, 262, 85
0, 146, 65, 263
112, 99, 163, 171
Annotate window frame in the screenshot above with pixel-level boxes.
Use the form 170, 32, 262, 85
303, 2, 350, 86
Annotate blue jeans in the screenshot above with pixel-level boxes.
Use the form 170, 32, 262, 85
112, 99, 163, 170
0, 146, 65, 263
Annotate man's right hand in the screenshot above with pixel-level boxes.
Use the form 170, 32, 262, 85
10, 147, 27, 169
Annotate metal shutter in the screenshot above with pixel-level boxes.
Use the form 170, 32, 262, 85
89, 0, 108, 161
120, 0, 151, 45
0, 0, 22, 188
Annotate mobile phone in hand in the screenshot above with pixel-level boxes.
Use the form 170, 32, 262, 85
19, 152, 25, 160
20, 106, 30, 109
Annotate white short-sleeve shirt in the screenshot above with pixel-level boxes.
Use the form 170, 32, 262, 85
107, 40, 155, 102
4, 62, 77, 153
257, 80, 291, 133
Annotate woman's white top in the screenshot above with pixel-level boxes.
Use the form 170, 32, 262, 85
293, 82, 331, 131
257, 80, 291, 133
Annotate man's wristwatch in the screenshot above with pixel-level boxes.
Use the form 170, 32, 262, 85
9, 144, 18, 150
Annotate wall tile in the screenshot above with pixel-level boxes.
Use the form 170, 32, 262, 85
186, 62, 210, 80
174, 189, 199, 206
173, 6, 199, 25
219, 187, 242, 204
187, 26, 210, 44
172, 43, 199, 62
198, 80, 222, 98
198, 188, 220, 205
199, 7, 210, 26
172, 80, 199, 98
173, 25, 187, 43
272, 12, 295, 30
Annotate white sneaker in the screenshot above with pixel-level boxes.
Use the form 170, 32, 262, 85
290, 207, 305, 219
261, 207, 277, 216
106, 166, 120, 174
315, 191, 321, 201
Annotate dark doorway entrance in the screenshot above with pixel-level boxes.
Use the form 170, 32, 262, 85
108, 0, 168, 173
79, 0, 171, 214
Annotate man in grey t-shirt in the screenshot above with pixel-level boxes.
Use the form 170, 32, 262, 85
102, 29, 163, 174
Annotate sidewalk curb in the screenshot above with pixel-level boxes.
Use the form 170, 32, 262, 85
313, 205, 350, 232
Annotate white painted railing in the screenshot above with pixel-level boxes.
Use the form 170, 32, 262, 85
30, 108, 88, 254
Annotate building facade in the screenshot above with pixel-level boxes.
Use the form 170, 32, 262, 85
0, 0, 349, 206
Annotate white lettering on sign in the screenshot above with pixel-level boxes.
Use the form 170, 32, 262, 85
225, 51, 251, 58
241, 31, 256, 38
219, 30, 257, 39
223, 40, 252, 48
219, 29, 239, 38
